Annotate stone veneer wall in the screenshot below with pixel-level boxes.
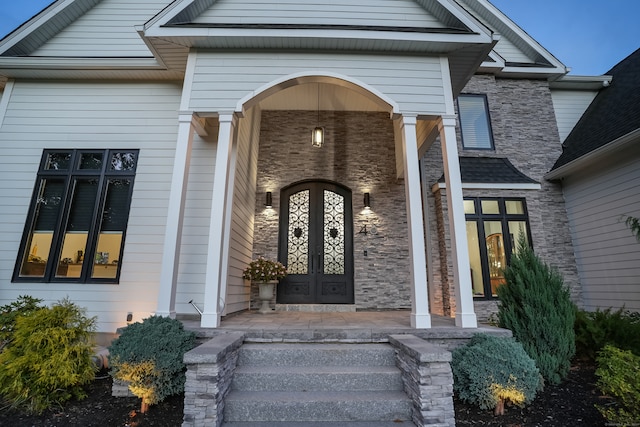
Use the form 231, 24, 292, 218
390, 334, 455, 427
422, 75, 581, 322
252, 110, 412, 310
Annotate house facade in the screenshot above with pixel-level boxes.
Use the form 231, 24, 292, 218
0, 0, 603, 334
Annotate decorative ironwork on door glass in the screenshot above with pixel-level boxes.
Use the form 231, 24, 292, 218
323, 190, 345, 275
287, 190, 309, 274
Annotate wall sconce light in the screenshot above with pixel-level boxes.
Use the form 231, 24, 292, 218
265, 191, 273, 208
311, 83, 324, 148
364, 192, 371, 209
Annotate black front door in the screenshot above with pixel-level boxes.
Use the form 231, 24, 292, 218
277, 181, 354, 304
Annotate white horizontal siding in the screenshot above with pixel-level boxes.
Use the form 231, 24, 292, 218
193, 0, 444, 28
0, 80, 182, 333
189, 52, 445, 115
563, 154, 640, 312
551, 90, 598, 141
32, 0, 168, 57
226, 107, 261, 314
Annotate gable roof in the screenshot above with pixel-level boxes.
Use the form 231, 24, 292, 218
0, 0, 566, 90
550, 47, 640, 173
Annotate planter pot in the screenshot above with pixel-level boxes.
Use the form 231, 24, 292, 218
256, 281, 277, 314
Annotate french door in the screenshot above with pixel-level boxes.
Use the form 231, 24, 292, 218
277, 181, 354, 304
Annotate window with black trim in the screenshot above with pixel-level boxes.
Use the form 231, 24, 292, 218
14, 149, 138, 284
457, 94, 495, 150
464, 198, 531, 298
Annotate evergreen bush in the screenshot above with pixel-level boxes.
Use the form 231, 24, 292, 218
108, 316, 196, 413
575, 308, 640, 362
0, 295, 43, 352
595, 345, 640, 425
497, 235, 576, 385
452, 334, 542, 415
0, 299, 96, 413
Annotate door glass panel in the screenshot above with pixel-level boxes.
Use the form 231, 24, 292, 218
56, 179, 99, 278
287, 190, 309, 274
466, 221, 484, 297
91, 179, 131, 279
323, 190, 345, 275
484, 221, 506, 296
19, 178, 65, 277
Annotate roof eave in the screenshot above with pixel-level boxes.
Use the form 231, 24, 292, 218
546, 128, 640, 180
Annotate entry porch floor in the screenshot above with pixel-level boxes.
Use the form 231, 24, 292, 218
180, 310, 509, 344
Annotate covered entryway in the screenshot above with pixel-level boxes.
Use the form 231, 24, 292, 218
277, 180, 354, 304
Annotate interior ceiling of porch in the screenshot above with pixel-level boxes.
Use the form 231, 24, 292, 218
257, 82, 391, 113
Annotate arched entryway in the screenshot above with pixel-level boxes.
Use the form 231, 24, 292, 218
277, 180, 354, 304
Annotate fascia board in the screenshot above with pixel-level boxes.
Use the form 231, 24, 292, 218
431, 182, 542, 193
143, 26, 494, 45
433, 0, 494, 38
0, 57, 163, 70
143, 0, 198, 31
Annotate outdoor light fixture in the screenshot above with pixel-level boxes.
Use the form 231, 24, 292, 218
364, 192, 371, 209
311, 83, 324, 148
265, 191, 273, 208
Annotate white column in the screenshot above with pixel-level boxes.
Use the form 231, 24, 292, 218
156, 113, 195, 318
439, 116, 478, 328
201, 113, 237, 327
399, 114, 432, 329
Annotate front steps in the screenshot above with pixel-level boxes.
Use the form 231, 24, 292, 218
222, 343, 414, 426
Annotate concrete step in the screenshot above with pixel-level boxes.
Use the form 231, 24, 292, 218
222, 422, 415, 426
232, 365, 403, 392
237, 343, 396, 367
223, 390, 412, 422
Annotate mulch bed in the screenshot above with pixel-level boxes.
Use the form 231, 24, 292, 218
0, 364, 609, 426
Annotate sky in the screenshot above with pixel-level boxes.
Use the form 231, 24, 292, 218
0, 0, 639, 76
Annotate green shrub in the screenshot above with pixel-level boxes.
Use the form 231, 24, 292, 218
595, 345, 640, 425
109, 316, 196, 412
575, 308, 640, 362
0, 295, 43, 351
497, 235, 576, 385
0, 299, 96, 413
452, 334, 542, 415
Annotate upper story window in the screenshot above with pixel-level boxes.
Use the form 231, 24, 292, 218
13, 149, 138, 284
457, 94, 495, 150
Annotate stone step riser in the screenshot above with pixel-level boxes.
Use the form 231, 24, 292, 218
224, 392, 412, 422
232, 368, 403, 392
237, 343, 396, 367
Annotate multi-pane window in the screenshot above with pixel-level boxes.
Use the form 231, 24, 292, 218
457, 94, 495, 150
465, 198, 531, 298
13, 149, 138, 284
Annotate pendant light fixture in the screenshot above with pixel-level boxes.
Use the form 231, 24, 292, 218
311, 83, 324, 148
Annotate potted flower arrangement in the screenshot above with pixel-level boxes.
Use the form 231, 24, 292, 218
243, 257, 287, 314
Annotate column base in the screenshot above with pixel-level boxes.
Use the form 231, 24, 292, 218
200, 312, 221, 328
455, 312, 478, 328
411, 313, 432, 329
